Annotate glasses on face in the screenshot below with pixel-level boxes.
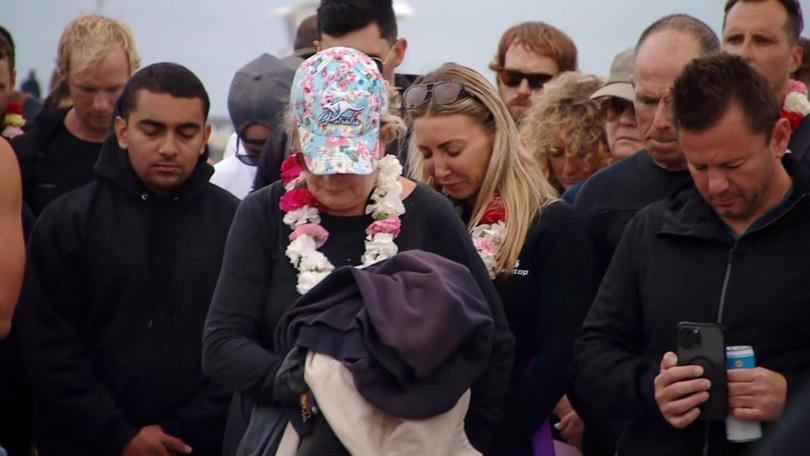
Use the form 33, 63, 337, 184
235, 136, 266, 167
403, 81, 473, 110
605, 97, 635, 121
496, 69, 555, 90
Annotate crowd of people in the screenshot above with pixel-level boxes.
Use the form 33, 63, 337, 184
1, 0, 810, 455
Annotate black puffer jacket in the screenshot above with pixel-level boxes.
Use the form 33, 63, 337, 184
571, 156, 810, 455
17, 128, 239, 455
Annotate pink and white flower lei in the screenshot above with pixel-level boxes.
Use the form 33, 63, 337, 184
782, 79, 810, 131
470, 197, 507, 279
279, 154, 405, 295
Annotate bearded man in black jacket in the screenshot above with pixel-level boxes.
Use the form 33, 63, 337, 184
572, 53, 810, 456
17, 63, 238, 456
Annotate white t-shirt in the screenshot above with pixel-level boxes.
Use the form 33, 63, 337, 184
210, 133, 257, 200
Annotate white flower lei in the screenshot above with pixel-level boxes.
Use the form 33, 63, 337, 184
782, 79, 810, 131
283, 155, 405, 295
784, 91, 810, 117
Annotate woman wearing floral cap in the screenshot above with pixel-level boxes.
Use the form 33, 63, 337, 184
406, 63, 596, 454
202, 48, 514, 455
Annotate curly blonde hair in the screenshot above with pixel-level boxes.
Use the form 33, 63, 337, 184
519, 71, 612, 191
380, 81, 407, 146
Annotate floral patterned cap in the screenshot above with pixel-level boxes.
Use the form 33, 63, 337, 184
291, 47, 388, 175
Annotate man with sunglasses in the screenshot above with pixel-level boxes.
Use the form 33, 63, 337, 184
490, 22, 578, 123
212, 53, 294, 199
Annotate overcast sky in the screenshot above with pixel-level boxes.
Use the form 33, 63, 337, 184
6, 0, 810, 117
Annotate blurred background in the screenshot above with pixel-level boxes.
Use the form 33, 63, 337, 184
6, 0, 809, 156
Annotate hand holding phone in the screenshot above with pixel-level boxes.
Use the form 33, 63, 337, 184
675, 322, 728, 421
654, 351, 712, 429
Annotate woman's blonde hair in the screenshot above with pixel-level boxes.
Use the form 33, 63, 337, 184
56, 15, 140, 79
519, 71, 612, 191
407, 63, 557, 276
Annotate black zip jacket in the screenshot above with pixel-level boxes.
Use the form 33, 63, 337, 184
573, 150, 693, 284
17, 129, 239, 455
571, 156, 810, 455
789, 115, 810, 168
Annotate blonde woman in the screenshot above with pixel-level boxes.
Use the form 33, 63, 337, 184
406, 63, 595, 454
520, 71, 613, 200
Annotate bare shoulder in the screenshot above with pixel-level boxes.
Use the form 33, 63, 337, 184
0, 138, 21, 196
0, 138, 22, 211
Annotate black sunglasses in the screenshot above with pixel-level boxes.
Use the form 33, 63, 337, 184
497, 69, 555, 89
234, 136, 266, 167
403, 81, 473, 110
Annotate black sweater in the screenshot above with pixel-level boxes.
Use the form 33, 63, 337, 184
11, 107, 103, 215
489, 201, 595, 454
17, 132, 238, 455
574, 150, 693, 282
203, 181, 515, 454
571, 156, 810, 455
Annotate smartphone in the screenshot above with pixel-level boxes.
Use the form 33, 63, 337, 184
676, 321, 728, 421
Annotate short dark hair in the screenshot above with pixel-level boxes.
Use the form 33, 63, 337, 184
0, 26, 14, 71
672, 53, 779, 141
724, 0, 804, 44
119, 62, 210, 120
637, 14, 720, 58
317, 0, 398, 44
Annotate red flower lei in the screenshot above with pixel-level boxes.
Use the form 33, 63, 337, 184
480, 196, 507, 224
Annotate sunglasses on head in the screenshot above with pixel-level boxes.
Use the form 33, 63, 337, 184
403, 81, 473, 110
234, 136, 266, 167
497, 69, 555, 89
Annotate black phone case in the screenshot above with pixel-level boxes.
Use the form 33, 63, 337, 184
676, 321, 728, 421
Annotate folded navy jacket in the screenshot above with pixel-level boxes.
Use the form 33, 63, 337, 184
275, 249, 494, 419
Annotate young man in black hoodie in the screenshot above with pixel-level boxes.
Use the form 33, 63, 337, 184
572, 53, 810, 456
17, 62, 238, 456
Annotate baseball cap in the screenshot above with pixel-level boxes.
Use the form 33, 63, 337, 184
291, 47, 387, 176
590, 49, 634, 102
228, 53, 296, 137
293, 15, 318, 58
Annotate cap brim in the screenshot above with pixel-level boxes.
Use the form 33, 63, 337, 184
293, 47, 316, 58
590, 82, 634, 102
298, 125, 379, 176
